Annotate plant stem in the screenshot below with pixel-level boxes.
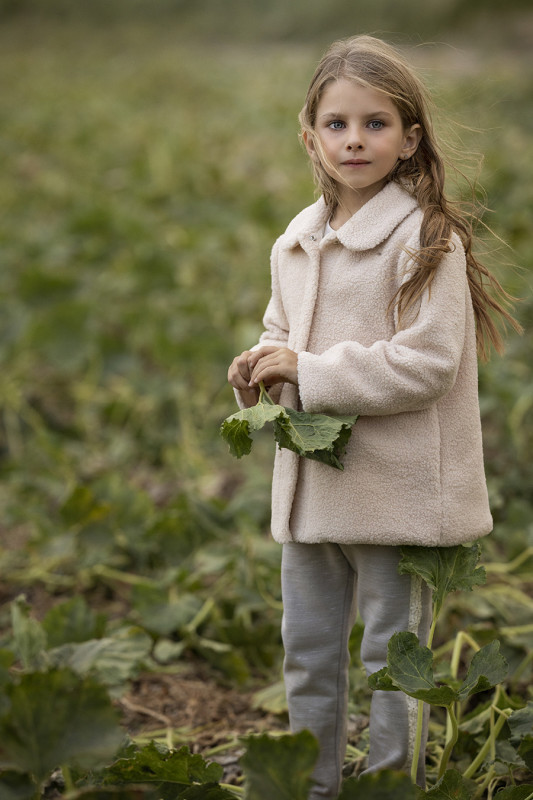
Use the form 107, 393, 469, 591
411, 699, 425, 787
259, 381, 274, 405
463, 707, 508, 780
61, 764, 75, 794
221, 783, 245, 797
438, 703, 458, 779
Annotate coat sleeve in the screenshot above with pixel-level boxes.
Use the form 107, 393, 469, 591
255, 240, 290, 350
234, 240, 289, 409
297, 235, 469, 417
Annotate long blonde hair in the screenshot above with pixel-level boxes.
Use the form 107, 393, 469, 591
299, 35, 521, 358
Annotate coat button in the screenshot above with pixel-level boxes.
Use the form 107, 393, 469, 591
310, 235, 316, 241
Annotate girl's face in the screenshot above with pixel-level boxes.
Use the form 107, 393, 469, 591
304, 79, 421, 214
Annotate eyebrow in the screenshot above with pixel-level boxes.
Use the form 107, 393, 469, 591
319, 110, 396, 120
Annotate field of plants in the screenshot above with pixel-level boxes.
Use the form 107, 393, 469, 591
0, 4, 532, 799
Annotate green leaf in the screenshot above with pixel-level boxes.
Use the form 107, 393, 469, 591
0, 771, 37, 800
273, 406, 358, 470
457, 640, 508, 700
367, 666, 400, 692
10, 596, 48, 670
220, 400, 283, 458
508, 701, 533, 741
386, 632, 457, 706
178, 785, 237, 799
423, 769, 477, 799
42, 596, 107, 648
518, 735, 533, 771
398, 544, 486, 618
0, 668, 123, 784
221, 387, 357, 469
58, 789, 151, 799
338, 770, 417, 799
131, 585, 202, 637
489, 786, 533, 800
252, 680, 288, 714
105, 742, 222, 787
240, 731, 319, 800
0, 649, 15, 689
49, 629, 152, 692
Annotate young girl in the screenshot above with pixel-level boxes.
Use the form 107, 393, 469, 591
228, 35, 517, 799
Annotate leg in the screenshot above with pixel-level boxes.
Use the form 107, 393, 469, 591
281, 542, 357, 800
348, 544, 432, 786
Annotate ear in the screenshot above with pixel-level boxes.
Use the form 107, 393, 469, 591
400, 123, 422, 159
303, 130, 317, 160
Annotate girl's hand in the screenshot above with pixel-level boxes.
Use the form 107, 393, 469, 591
248, 346, 298, 388
228, 350, 260, 407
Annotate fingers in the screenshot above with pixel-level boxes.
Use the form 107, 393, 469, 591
227, 350, 254, 391
249, 347, 298, 387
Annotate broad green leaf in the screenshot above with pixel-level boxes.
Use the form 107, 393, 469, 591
42, 595, 107, 648
240, 731, 319, 800
367, 666, 400, 692
274, 407, 358, 470
177, 785, 237, 799
49, 629, 152, 692
508, 701, 533, 741
386, 632, 456, 706
338, 770, 417, 799
457, 640, 507, 699
494, 739, 525, 769
488, 786, 533, 800
0, 649, 14, 688
10, 596, 48, 670
105, 742, 222, 787
131, 585, 202, 637
423, 769, 476, 799
0, 668, 123, 783
62, 789, 151, 799
518, 735, 533, 771
0, 770, 37, 800
221, 387, 357, 469
60, 485, 111, 527
398, 545, 486, 618
220, 401, 284, 458
252, 680, 288, 714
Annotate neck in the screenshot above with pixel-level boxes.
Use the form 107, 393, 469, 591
330, 181, 388, 229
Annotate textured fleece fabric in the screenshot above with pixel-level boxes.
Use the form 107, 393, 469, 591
237, 181, 493, 546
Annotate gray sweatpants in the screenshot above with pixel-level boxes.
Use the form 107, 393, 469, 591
281, 542, 432, 800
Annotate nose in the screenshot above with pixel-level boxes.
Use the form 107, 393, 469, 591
346, 125, 364, 150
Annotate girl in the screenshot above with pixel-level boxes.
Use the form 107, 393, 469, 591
228, 35, 518, 799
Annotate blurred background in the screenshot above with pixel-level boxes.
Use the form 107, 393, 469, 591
0, 0, 531, 780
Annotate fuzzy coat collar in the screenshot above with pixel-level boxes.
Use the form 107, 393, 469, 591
279, 180, 419, 252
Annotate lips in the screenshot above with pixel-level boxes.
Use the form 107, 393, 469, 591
342, 159, 370, 165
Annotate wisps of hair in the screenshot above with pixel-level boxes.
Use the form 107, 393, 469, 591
299, 35, 522, 359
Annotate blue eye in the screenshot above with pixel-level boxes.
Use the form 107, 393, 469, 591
328, 120, 345, 130
368, 120, 384, 130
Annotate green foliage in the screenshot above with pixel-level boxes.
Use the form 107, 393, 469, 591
240, 731, 319, 800
421, 770, 476, 799
104, 742, 233, 798
221, 383, 358, 469
0, 669, 123, 786
338, 770, 417, 798
398, 545, 487, 620
371, 634, 507, 706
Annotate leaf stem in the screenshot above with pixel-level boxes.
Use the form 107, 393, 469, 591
463, 705, 508, 780
411, 699, 425, 788
438, 703, 458, 779
258, 381, 274, 405
61, 764, 75, 794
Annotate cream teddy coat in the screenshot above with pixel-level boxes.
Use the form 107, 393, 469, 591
238, 181, 493, 547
